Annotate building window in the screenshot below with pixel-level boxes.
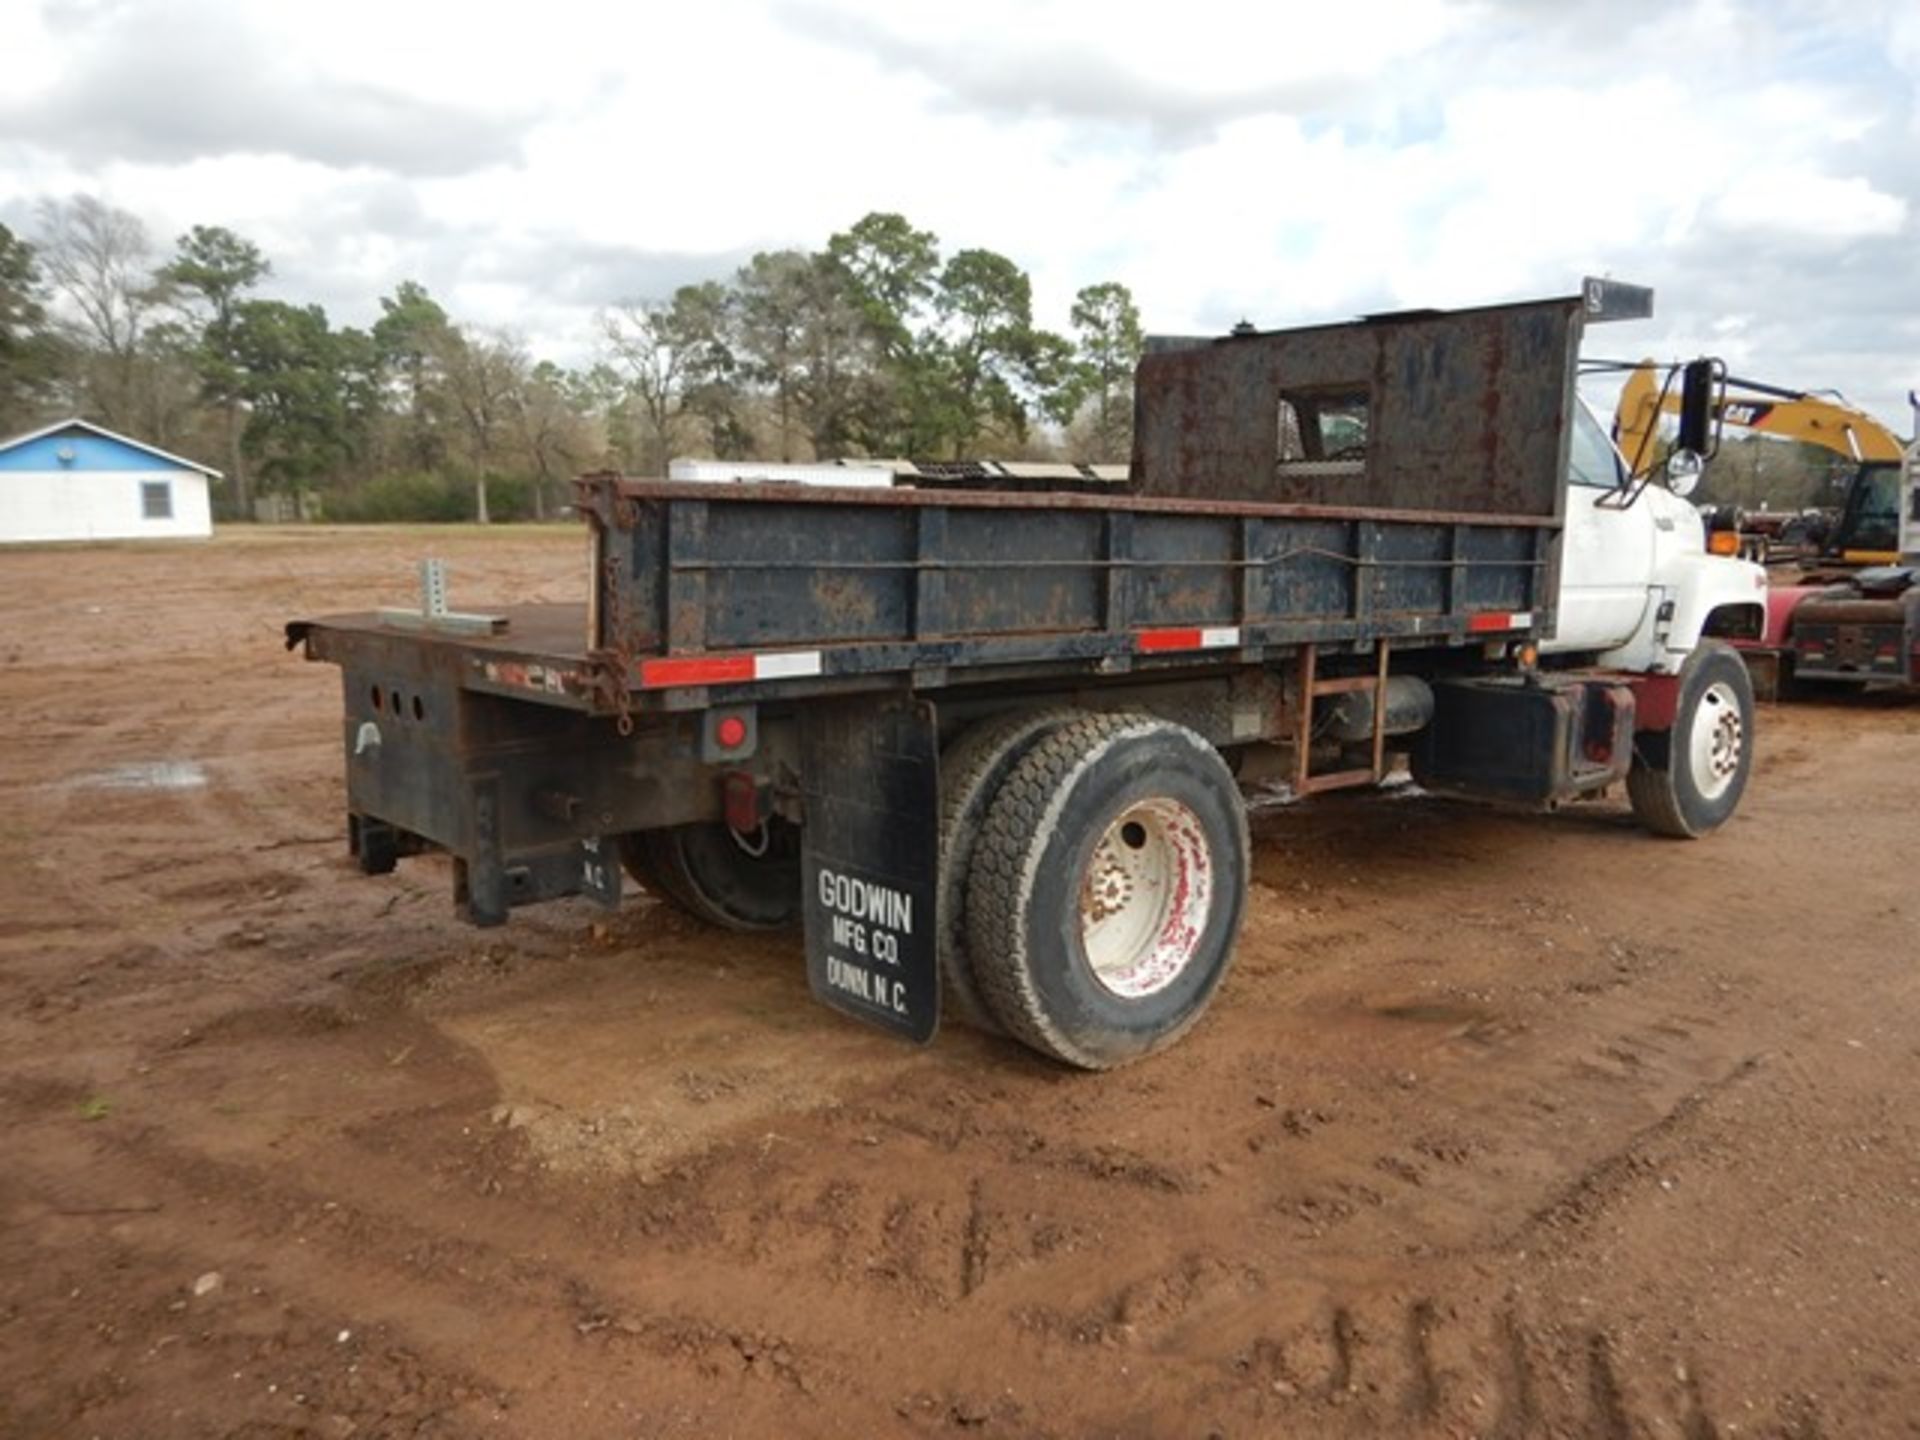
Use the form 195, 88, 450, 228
141, 481, 173, 520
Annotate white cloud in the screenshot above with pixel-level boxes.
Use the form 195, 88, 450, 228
0, 3, 61, 108
1715, 169, 1907, 240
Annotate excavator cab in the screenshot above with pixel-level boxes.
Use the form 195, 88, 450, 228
1829, 463, 1903, 560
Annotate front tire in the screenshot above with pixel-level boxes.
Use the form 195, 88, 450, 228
964, 714, 1249, 1069
619, 820, 801, 930
1628, 641, 1755, 838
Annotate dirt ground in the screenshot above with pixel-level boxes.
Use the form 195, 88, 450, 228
2, 526, 1917, 1440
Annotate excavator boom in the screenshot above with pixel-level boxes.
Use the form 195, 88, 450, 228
1614, 363, 1905, 478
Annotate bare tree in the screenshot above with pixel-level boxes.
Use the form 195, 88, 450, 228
35, 195, 167, 429
601, 300, 687, 475
436, 325, 522, 523
508, 358, 590, 520
600, 286, 736, 475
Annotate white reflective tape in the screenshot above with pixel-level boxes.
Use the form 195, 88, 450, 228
1510, 612, 1534, 629
753, 650, 824, 680
1199, 626, 1241, 648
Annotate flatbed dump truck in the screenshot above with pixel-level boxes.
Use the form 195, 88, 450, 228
288, 281, 1767, 1069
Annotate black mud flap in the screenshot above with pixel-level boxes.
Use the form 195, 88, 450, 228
799, 697, 940, 1044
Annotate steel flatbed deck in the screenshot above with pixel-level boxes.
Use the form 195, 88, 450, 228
296, 479, 1555, 731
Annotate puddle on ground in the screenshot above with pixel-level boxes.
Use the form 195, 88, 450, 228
71, 761, 208, 791
1373, 1000, 1493, 1025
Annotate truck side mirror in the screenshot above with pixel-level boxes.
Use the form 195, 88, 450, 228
1664, 358, 1722, 498
1676, 359, 1719, 459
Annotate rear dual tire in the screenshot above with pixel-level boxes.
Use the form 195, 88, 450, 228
962, 713, 1249, 1070
619, 820, 802, 930
624, 710, 1250, 1069
936, 708, 1082, 1033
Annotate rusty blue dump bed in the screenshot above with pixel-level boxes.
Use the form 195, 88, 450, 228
569, 480, 1553, 716
551, 286, 1629, 716
298, 285, 1644, 718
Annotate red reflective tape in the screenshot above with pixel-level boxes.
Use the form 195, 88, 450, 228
639, 654, 756, 688
1138, 628, 1206, 652
1137, 625, 1240, 653
1467, 611, 1533, 634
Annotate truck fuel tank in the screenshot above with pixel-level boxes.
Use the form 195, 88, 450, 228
1412, 674, 1634, 807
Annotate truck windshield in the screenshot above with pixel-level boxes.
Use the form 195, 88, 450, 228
1568, 401, 1624, 489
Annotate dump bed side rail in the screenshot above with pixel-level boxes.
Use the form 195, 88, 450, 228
577, 480, 1555, 716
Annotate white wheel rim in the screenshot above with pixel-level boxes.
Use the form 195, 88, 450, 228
1688, 680, 1744, 801
1078, 798, 1214, 999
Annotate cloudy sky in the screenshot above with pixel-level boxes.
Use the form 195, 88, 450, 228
2, 0, 1915, 426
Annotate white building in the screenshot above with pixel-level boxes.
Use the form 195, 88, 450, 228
0, 418, 220, 544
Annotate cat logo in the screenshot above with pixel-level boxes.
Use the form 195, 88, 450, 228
1719, 401, 1773, 427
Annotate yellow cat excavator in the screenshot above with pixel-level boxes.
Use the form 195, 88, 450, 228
1613, 363, 1906, 565
1616, 365, 1903, 467
1611, 363, 1920, 694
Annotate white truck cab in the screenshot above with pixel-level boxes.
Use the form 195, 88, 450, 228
1549, 396, 1766, 672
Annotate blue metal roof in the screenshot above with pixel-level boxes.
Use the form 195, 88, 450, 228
0, 419, 222, 477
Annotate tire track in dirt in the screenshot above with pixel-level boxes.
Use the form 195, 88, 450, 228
449, 970, 1763, 1435
31, 789, 1760, 1437
2, 1109, 862, 1434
